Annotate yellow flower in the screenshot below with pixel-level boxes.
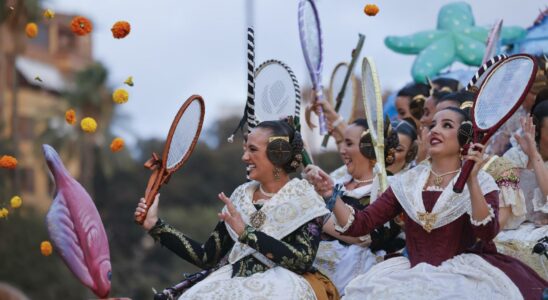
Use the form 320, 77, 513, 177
80, 117, 97, 133
0, 208, 8, 218
110, 137, 125, 153
124, 76, 134, 87
112, 88, 129, 104
43, 9, 55, 19
65, 109, 76, 125
40, 241, 53, 256
0, 155, 17, 169
364, 4, 379, 16
25, 22, 38, 38
10, 196, 22, 209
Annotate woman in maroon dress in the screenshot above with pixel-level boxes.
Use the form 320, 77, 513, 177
307, 107, 547, 299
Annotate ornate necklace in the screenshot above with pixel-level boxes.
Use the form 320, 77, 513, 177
352, 177, 373, 184
429, 167, 460, 187
259, 185, 276, 198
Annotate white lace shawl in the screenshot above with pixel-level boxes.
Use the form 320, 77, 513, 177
224, 179, 329, 266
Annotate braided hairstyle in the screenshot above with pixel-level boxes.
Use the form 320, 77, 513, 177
353, 118, 399, 166
395, 118, 419, 163
256, 120, 304, 173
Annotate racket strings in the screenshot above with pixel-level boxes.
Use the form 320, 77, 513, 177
166, 101, 202, 169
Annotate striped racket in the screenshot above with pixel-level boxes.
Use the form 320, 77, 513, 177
136, 95, 205, 224
254, 59, 312, 165
298, 0, 328, 135
322, 33, 365, 147
362, 57, 388, 192
454, 54, 537, 193
245, 27, 257, 131
466, 54, 507, 92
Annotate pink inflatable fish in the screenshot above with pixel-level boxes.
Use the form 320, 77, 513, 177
43, 144, 111, 298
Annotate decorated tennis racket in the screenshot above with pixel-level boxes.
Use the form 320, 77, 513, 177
361, 57, 388, 192
298, 0, 328, 135
481, 19, 503, 65
135, 95, 205, 224
245, 27, 257, 131
466, 54, 507, 92
454, 54, 537, 193
254, 59, 312, 165
321, 33, 365, 147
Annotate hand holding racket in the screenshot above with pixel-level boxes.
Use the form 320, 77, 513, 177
298, 0, 328, 135
135, 95, 205, 224
453, 54, 537, 193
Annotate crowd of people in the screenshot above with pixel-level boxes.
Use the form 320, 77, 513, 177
134, 55, 548, 299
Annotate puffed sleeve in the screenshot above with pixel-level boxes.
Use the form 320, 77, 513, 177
337, 187, 403, 237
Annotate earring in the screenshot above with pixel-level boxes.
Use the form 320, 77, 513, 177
273, 167, 281, 181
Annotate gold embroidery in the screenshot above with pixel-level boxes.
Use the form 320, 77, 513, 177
158, 226, 201, 263
417, 211, 437, 233
250, 210, 266, 228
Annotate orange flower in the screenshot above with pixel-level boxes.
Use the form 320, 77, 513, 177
25, 22, 38, 38
111, 21, 131, 39
65, 109, 76, 125
40, 241, 53, 256
71, 16, 93, 36
364, 4, 379, 16
0, 155, 17, 169
110, 137, 125, 152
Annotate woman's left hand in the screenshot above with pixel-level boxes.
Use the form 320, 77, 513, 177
217, 192, 246, 236
465, 143, 487, 180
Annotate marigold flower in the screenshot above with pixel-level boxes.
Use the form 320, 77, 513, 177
124, 76, 134, 87
110, 137, 125, 152
111, 21, 131, 39
112, 89, 129, 104
43, 9, 55, 19
364, 4, 379, 16
65, 109, 76, 125
81, 117, 97, 133
71, 16, 93, 36
40, 241, 53, 256
25, 22, 38, 38
0, 208, 8, 218
10, 196, 22, 209
0, 155, 17, 169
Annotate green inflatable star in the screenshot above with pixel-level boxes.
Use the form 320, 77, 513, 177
385, 2, 526, 83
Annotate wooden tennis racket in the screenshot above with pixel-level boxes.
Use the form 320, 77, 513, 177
135, 95, 205, 224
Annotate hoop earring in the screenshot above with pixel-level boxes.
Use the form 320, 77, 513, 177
273, 167, 281, 181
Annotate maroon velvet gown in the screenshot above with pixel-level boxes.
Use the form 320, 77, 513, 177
343, 188, 548, 299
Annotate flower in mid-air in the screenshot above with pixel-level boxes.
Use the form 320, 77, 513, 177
112, 88, 129, 104
41, 241, 53, 256
364, 4, 379, 16
111, 21, 131, 39
10, 196, 22, 209
124, 76, 134, 87
71, 16, 93, 36
110, 138, 125, 152
0, 208, 8, 218
81, 117, 97, 133
65, 109, 76, 125
43, 9, 55, 19
25, 22, 38, 38
0, 155, 17, 169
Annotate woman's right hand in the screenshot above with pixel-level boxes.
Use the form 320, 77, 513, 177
515, 116, 539, 159
303, 165, 334, 198
135, 194, 160, 231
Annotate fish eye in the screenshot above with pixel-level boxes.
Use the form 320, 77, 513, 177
107, 271, 112, 281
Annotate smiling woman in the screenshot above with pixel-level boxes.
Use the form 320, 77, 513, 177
135, 119, 338, 300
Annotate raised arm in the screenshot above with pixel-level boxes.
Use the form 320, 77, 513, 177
515, 116, 548, 199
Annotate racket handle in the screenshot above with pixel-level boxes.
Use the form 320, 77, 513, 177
136, 168, 161, 225
301, 149, 313, 167
453, 160, 475, 193
318, 107, 328, 135
320, 133, 331, 147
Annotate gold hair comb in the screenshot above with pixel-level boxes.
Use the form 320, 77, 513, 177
269, 136, 289, 143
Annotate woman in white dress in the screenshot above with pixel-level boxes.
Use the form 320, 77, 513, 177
135, 120, 337, 300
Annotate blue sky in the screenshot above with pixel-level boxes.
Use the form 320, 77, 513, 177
47, 0, 546, 146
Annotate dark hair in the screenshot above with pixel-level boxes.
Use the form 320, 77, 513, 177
438, 90, 475, 106
256, 120, 304, 173
432, 90, 451, 104
395, 118, 418, 142
352, 118, 399, 165
533, 87, 548, 110
397, 83, 431, 98
432, 77, 460, 92
532, 100, 548, 144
